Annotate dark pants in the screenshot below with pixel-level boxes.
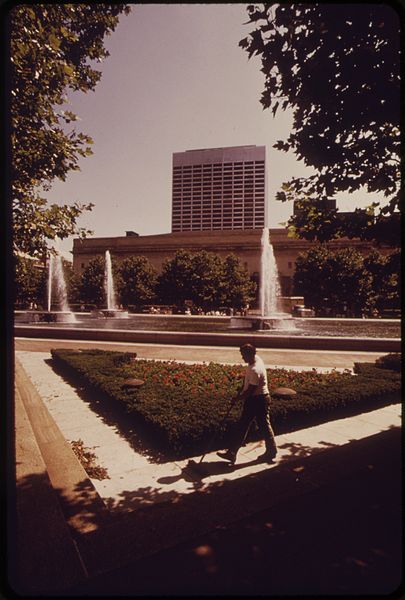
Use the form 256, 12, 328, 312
229, 394, 276, 454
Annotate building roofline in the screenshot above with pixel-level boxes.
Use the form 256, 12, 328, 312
182, 144, 260, 153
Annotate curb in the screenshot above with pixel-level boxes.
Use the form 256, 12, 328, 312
13, 380, 88, 594
15, 359, 110, 535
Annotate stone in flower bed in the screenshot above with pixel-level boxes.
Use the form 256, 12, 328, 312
50, 349, 401, 460
272, 387, 297, 398
122, 378, 145, 388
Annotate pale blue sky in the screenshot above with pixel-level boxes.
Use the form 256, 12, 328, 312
45, 4, 376, 258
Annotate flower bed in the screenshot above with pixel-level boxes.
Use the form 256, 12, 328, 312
50, 349, 401, 459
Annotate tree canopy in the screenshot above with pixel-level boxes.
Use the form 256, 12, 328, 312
157, 250, 256, 311
79, 256, 106, 306
221, 254, 256, 310
14, 256, 47, 308
157, 250, 195, 308
293, 245, 399, 317
293, 246, 373, 316
157, 250, 223, 310
117, 256, 158, 307
240, 3, 400, 245
10, 3, 131, 257
363, 249, 400, 313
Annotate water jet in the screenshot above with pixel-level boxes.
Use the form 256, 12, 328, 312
93, 250, 128, 318
230, 227, 295, 330
22, 251, 76, 323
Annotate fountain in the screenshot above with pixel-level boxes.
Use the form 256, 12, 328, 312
44, 253, 76, 322
230, 227, 295, 330
93, 250, 128, 318
14, 236, 400, 352
15, 239, 400, 349
39, 252, 76, 322
259, 226, 281, 317
105, 250, 117, 312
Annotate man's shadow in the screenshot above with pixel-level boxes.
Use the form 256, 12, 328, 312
157, 457, 270, 485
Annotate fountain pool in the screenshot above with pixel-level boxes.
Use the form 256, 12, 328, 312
14, 312, 400, 352
14, 235, 400, 352
14, 313, 400, 338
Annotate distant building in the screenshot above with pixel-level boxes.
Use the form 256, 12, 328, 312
172, 145, 266, 232
72, 228, 379, 298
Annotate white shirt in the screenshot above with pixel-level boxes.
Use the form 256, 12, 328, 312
243, 355, 270, 396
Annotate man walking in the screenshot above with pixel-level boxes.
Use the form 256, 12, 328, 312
217, 343, 277, 465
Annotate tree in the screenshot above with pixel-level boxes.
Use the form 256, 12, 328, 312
117, 256, 158, 307
63, 260, 82, 306
157, 250, 249, 311
363, 249, 400, 313
385, 250, 401, 311
187, 251, 224, 311
79, 256, 105, 306
14, 256, 47, 308
157, 250, 224, 310
220, 254, 256, 310
287, 198, 342, 243
10, 4, 131, 257
240, 4, 400, 244
293, 246, 373, 316
157, 250, 196, 308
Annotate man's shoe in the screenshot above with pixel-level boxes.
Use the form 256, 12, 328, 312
256, 449, 277, 463
217, 450, 236, 464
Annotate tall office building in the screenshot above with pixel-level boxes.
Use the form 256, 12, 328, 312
172, 145, 266, 232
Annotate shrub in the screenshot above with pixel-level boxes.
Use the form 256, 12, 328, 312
51, 349, 401, 459
374, 353, 401, 373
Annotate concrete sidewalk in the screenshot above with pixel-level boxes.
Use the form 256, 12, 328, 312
15, 350, 401, 516
68, 427, 402, 596
10, 340, 403, 595
14, 335, 389, 368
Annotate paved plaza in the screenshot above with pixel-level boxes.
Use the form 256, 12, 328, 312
11, 337, 402, 595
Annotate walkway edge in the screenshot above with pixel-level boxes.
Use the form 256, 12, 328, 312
15, 359, 110, 535
13, 381, 88, 594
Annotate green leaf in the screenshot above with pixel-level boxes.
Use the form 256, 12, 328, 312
11, 4, 131, 258
63, 63, 74, 76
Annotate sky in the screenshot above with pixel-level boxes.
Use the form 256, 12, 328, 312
44, 3, 379, 259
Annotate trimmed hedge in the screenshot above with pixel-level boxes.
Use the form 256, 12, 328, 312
50, 349, 401, 459
374, 352, 401, 372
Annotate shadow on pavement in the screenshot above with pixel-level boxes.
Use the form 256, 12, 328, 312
68, 428, 403, 596
46, 357, 166, 462
11, 429, 402, 596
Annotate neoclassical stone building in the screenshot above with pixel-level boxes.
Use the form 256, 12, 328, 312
72, 228, 378, 297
